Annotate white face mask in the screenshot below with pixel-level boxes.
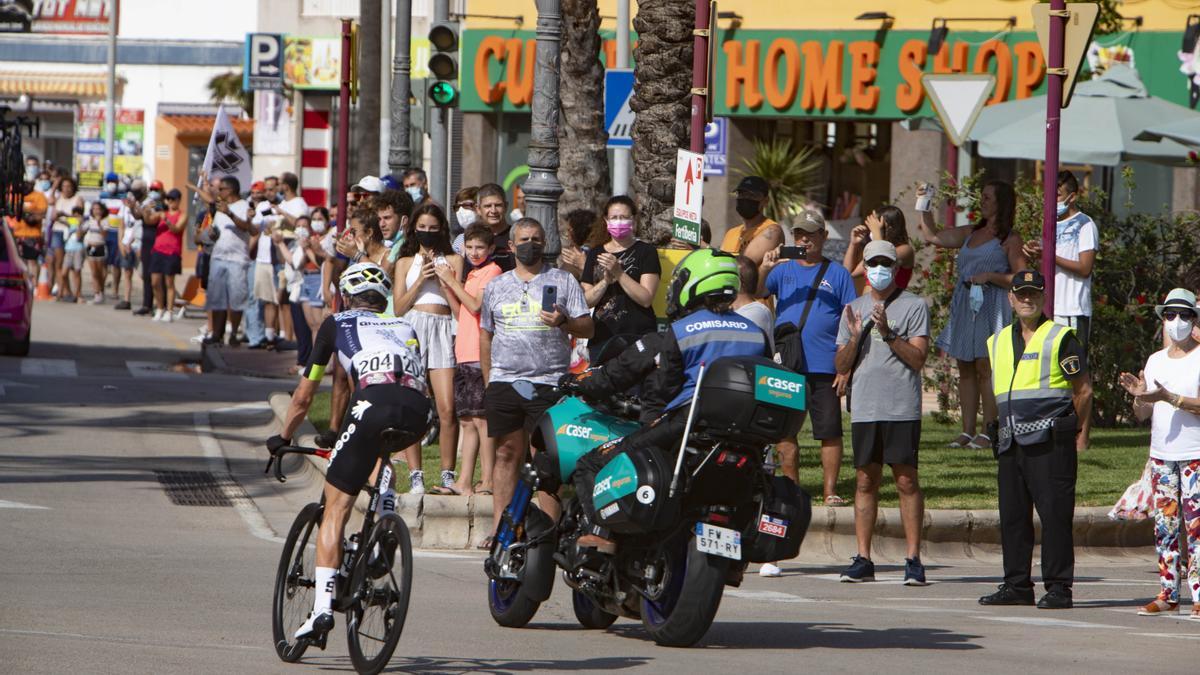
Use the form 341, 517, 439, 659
294, 227, 310, 240
310, 219, 327, 234
456, 207, 477, 228
866, 264, 894, 290
406, 186, 424, 202
1056, 200, 1069, 217
1166, 316, 1194, 343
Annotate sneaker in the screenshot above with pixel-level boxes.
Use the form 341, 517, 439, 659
293, 609, 334, 640
978, 583, 1035, 606
201, 335, 224, 346
152, 309, 164, 321
409, 470, 425, 495
839, 555, 875, 583
133, 306, 151, 316
903, 557, 929, 586
247, 341, 269, 350
161, 312, 173, 323
90, 294, 104, 305
440, 469, 456, 490
758, 562, 783, 578
228, 335, 242, 348
1037, 589, 1073, 609
114, 301, 131, 310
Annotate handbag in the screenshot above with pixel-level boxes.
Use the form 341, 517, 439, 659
772, 260, 830, 371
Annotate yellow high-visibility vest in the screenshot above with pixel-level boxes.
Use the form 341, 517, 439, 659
987, 320, 1075, 451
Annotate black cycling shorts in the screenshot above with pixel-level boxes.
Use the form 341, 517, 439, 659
326, 385, 431, 496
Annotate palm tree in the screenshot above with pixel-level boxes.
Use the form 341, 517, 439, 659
737, 138, 824, 222
630, 0, 693, 243
207, 71, 254, 116
557, 0, 611, 220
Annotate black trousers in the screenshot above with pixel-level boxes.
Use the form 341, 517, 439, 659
572, 412, 685, 527
997, 431, 1077, 593
140, 234, 156, 310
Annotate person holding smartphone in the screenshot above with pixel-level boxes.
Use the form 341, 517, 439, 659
393, 203, 465, 495
480, 218, 592, 532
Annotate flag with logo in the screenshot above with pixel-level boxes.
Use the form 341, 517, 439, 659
201, 104, 251, 193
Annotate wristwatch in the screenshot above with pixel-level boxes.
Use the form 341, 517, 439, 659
882, 330, 898, 343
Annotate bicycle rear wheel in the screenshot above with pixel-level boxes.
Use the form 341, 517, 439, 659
272, 502, 323, 662
345, 513, 413, 674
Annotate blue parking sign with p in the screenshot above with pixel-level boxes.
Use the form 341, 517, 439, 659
244, 33, 283, 91
605, 69, 635, 149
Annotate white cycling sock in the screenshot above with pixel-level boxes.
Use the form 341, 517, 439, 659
265, 328, 278, 341
377, 486, 398, 515
313, 566, 336, 614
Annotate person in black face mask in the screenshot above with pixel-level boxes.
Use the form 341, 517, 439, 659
394, 202, 465, 495
720, 175, 783, 266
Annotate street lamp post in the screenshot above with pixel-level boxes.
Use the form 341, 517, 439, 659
388, 0, 413, 174
524, 0, 565, 257
1041, 0, 1067, 313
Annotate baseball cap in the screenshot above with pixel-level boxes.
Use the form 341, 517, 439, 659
792, 209, 826, 233
1155, 288, 1198, 319
863, 240, 897, 263
104, 172, 119, 182
149, 179, 164, 191
352, 175, 384, 194
165, 188, 182, 200
1011, 269, 1046, 293
734, 175, 770, 196
380, 175, 400, 191
251, 180, 265, 192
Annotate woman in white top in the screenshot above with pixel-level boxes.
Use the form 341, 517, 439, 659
393, 203, 464, 495
1119, 288, 1200, 620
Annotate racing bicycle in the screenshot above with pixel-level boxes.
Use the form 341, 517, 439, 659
265, 443, 413, 675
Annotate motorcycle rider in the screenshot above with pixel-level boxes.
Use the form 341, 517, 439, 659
567, 249, 772, 552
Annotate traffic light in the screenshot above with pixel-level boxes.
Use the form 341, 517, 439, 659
427, 21, 459, 107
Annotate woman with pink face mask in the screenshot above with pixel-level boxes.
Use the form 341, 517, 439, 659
580, 195, 662, 362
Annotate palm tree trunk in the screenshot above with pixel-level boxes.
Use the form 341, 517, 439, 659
354, 0, 382, 179
631, 0, 693, 244
557, 0, 611, 221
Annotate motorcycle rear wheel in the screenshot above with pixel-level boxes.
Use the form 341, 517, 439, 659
487, 505, 556, 628
572, 589, 618, 629
640, 532, 728, 647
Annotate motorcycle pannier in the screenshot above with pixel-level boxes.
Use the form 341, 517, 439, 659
695, 357, 806, 445
742, 476, 812, 563
592, 444, 680, 535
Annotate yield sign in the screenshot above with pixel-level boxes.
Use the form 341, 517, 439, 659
921, 74, 996, 147
1032, 2, 1100, 108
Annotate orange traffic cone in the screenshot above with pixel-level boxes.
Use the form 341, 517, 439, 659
34, 266, 52, 301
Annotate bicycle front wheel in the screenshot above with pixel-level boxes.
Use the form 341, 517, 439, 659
345, 513, 413, 674
272, 502, 324, 662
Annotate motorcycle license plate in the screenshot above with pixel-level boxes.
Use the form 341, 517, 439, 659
694, 523, 741, 560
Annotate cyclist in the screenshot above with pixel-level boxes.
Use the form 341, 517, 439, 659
267, 262, 431, 640
565, 249, 771, 552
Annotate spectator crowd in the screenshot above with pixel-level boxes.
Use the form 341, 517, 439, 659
10, 158, 1198, 618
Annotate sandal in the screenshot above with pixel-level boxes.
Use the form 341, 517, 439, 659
473, 482, 494, 496
947, 433, 974, 448
824, 495, 848, 506
1137, 598, 1178, 616
967, 433, 992, 450
428, 485, 461, 496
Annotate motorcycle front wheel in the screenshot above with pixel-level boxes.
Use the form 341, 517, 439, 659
487, 504, 556, 628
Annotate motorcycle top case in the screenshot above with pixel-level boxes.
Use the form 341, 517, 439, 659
592, 444, 679, 535
742, 476, 813, 564
694, 356, 806, 445
533, 395, 640, 483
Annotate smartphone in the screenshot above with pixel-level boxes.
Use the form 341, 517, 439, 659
778, 245, 808, 260
541, 285, 558, 312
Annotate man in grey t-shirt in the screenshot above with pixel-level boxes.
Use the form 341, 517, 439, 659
480, 218, 593, 530
833, 240, 931, 585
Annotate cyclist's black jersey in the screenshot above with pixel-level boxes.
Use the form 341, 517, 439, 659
303, 310, 427, 393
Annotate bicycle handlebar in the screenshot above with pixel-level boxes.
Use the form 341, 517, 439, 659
264, 444, 330, 484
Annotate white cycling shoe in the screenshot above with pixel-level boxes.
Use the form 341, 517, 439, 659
294, 609, 334, 640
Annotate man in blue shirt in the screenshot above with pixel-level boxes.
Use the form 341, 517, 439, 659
758, 210, 858, 519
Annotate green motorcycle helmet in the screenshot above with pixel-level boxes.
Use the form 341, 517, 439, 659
665, 248, 741, 320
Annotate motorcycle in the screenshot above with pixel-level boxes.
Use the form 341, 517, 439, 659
483, 355, 814, 647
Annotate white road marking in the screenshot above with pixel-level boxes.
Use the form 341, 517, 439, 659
977, 616, 1122, 630
1132, 632, 1200, 640
413, 551, 478, 560
193, 410, 284, 544
20, 358, 76, 377
725, 589, 818, 603
0, 499, 49, 510
0, 627, 264, 651
0, 378, 36, 397
211, 402, 272, 414
125, 360, 186, 379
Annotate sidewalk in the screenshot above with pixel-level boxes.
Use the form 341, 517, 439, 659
267, 391, 1154, 561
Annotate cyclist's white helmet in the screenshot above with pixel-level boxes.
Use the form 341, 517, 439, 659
339, 262, 392, 298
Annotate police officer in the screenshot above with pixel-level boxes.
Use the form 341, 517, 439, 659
567, 249, 771, 552
978, 270, 1092, 610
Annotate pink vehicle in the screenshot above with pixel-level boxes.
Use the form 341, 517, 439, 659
0, 218, 32, 356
